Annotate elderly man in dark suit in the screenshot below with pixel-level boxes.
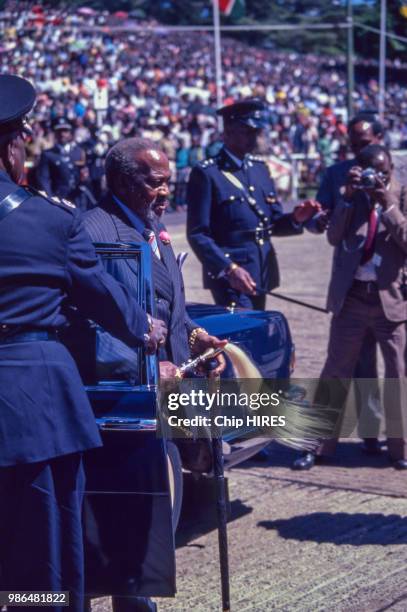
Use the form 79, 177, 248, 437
299, 144, 407, 470
84, 137, 226, 612
84, 137, 226, 378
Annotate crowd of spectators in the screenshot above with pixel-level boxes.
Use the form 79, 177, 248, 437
2, 1, 407, 208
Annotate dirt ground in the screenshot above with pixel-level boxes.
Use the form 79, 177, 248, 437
92, 211, 406, 612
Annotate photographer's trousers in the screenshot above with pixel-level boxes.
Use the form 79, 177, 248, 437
317, 280, 407, 460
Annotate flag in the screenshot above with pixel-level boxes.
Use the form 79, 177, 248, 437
218, 0, 245, 19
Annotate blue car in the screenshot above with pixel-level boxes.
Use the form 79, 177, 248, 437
64, 243, 294, 600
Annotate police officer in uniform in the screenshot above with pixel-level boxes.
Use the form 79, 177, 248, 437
36, 117, 86, 199
187, 98, 321, 309
0, 75, 166, 611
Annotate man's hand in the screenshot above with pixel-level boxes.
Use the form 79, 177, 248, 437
292, 199, 322, 223
144, 317, 167, 354
159, 360, 179, 379
191, 332, 228, 377
314, 210, 330, 231
344, 165, 362, 200
226, 265, 257, 295
368, 175, 392, 210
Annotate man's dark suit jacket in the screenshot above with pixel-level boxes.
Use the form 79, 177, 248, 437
84, 193, 197, 368
317, 159, 354, 211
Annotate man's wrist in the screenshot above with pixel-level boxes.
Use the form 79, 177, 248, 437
189, 327, 207, 350
291, 214, 303, 228
225, 262, 239, 276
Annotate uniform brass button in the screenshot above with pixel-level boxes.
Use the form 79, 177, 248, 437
249, 186, 255, 192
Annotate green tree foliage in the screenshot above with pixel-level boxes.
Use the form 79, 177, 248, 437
234, 0, 347, 55
354, 1, 407, 60
148, 0, 211, 24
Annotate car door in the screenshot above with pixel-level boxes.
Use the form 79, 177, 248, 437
77, 243, 177, 599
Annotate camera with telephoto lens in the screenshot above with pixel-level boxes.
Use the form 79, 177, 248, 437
360, 167, 384, 189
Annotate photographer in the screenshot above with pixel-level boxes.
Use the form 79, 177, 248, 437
301, 144, 407, 469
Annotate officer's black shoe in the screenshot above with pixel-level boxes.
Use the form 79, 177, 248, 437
392, 459, 407, 470
292, 452, 316, 471
361, 439, 383, 455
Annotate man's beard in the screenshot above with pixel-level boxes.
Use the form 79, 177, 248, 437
146, 208, 157, 224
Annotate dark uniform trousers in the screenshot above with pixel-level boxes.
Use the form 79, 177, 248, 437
0, 454, 85, 612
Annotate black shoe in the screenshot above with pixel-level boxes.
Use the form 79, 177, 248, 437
292, 452, 316, 471
361, 439, 383, 455
392, 459, 407, 470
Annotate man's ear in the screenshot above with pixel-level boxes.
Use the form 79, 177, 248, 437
121, 174, 135, 194
4, 138, 16, 174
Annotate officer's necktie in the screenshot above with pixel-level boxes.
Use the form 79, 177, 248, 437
143, 228, 161, 260
360, 206, 379, 265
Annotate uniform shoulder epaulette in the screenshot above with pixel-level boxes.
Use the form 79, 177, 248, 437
199, 158, 216, 169
31, 188, 76, 212
247, 154, 265, 164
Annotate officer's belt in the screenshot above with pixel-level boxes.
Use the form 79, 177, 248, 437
0, 329, 59, 344
0, 186, 34, 221
220, 227, 273, 245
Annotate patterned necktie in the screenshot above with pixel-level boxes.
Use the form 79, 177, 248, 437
143, 228, 161, 260
360, 206, 379, 265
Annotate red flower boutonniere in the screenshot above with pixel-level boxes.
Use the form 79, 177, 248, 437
159, 230, 171, 245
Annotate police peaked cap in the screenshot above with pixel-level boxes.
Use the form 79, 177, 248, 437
216, 98, 269, 128
52, 117, 72, 131
0, 74, 36, 135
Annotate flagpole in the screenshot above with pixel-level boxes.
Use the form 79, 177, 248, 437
213, 0, 223, 112
346, 0, 354, 120
378, 0, 386, 120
